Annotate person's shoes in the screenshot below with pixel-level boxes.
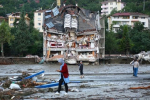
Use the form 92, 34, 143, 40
55, 92, 60, 95
64, 92, 68, 95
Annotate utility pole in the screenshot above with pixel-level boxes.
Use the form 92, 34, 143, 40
143, 0, 145, 11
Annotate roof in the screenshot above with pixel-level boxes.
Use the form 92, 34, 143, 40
34, 10, 46, 13
0, 16, 5, 19
101, 0, 125, 4
43, 5, 99, 33
112, 12, 149, 16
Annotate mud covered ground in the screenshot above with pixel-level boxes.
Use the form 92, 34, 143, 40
0, 64, 150, 100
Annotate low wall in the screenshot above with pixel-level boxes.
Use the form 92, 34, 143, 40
0, 57, 37, 65
99, 57, 150, 64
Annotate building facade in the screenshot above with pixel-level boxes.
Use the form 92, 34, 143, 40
42, 5, 105, 64
101, 0, 125, 16
34, 10, 45, 32
8, 12, 30, 27
108, 12, 149, 32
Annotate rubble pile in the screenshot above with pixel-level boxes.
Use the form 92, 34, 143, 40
0, 72, 49, 100
134, 51, 150, 62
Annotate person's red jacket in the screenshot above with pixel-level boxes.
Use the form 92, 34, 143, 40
60, 63, 69, 78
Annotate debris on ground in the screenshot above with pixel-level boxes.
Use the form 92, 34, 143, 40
9, 83, 21, 90
71, 87, 79, 92
129, 86, 150, 89
0, 71, 48, 99
25, 55, 42, 63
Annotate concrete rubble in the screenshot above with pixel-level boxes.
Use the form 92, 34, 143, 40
134, 51, 150, 62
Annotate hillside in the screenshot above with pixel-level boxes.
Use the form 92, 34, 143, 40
0, 0, 54, 18
0, 0, 150, 19
121, 0, 150, 16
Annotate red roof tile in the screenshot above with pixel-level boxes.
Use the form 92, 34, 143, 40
0, 16, 5, 19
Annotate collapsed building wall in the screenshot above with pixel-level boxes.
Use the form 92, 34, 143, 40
43, 5, 105, 64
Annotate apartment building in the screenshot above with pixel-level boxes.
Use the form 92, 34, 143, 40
101, 0, 125, 16
8, 12, 30, 27
108, 12, 149, 32
34, 10, 46, 32
42, 5, 105, 65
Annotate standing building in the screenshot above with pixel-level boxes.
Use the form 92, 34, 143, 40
8, 12, 30, 27
42, 5, 105, 65
101, 0, 125, 16
34, 10, 46, 32
108, 12, 149, 32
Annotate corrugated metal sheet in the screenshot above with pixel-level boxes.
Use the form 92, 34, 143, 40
46, 22, 54, 28
45, 15, 51, 19
64, 14, 71, 28
71, 17, 77, 29
46, 10, 52, 13
52, 7, 59, 16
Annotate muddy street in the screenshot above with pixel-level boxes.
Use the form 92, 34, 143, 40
0, 64, 150, 99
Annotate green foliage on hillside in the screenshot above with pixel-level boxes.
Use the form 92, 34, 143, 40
0, 0, 54, 17
0, 0, 150, 16
121, 0, 150, 16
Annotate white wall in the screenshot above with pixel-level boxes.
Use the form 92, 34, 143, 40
109, 15, 149, 32
34, 12, 44, 32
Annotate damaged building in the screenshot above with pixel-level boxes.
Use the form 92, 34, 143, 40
42, 5, 105, 64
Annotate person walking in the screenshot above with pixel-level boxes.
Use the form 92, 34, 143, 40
55, 58, 69, 95
133, 59, 139, 77
79, 61, 84, 78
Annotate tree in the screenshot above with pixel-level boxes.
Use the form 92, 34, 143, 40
105, 30, 117, 56
108, 8, 118, 16
130, 23, 150, 54
28, 20, 43, 56
0, 21, 14, 57
11, 7, 32, 56
133, 22, 144, 32
118, 25, 133, 55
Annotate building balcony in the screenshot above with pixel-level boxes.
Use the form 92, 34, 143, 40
112, 19, 130, 21
131, 19, 139, 22
76, 47, 97, 52
47, 37, 65, 42
46, 47, 66, 51
101, 5, 108, 8
101, 10, 108, 13
113, 25, 120, 27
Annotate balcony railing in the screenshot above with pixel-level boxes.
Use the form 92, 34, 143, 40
101, 9, 108, 13
101, 5, 108, 8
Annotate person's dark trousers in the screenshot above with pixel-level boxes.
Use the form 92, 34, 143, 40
133, 66, 134, 76
58, 74, 68, 93
134, 68, 138, 77
80, 69, 83, 75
